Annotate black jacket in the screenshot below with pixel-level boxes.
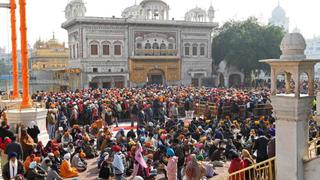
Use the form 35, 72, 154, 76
5, 142, 23, 160
0, 127, 14, 141
2, 161, 24, 180
254, 136, 269, 162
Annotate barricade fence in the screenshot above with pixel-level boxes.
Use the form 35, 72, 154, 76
214, 157, 276, 180
178, 101, 273, 119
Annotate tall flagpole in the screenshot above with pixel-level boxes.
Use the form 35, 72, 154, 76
19, 0, 31, 108
10, 0, 19, 99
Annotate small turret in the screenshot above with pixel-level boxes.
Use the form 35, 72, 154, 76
65, 0, 86, 20
207, 3, 215, 22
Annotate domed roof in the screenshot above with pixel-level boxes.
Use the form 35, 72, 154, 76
140, 0, 168, 6
122, 4, 142, 18
188, 7, 206, 14
272, 5, 286, 18
280, 33, 306, 60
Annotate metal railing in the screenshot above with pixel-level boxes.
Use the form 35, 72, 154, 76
213, 157, 276, 180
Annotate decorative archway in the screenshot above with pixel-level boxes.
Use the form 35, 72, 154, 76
147, 69, 165, 85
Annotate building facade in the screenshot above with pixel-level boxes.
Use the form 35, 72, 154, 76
29, 36, 72, 92
62, 0, 217, 89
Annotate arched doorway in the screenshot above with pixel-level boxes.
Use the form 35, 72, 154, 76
148, 69, 165, 85
228, 74, 241, 88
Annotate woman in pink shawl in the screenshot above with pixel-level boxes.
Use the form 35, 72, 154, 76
131, 143, 148, 178
165, 148, 178, 180
185, 154, 202, 180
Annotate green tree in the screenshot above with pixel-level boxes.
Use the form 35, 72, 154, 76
212, 17, 285, 81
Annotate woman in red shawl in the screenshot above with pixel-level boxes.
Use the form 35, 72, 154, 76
228, 150, 244, 180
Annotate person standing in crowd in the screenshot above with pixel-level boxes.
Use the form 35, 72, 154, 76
27, 121, 40, 143
112, 145, 125, 180
253, 129, 269, 163
228, 150, 244, 180
5, 136, 23, 161
241, 149, 254, 180
164, 148, 178, 180
20, 129, 35, 160
172, 139, 185, 180
2, 152, 24, 180
46, 109, 57, 140
185, 154, 202, 180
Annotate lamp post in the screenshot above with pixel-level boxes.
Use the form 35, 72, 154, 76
19, 0, 31, 108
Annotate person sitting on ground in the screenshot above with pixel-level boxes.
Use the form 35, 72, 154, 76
47, 164, 63, 180
26, 161, 47, 180
71, 149, 87, 172
24, 154, 41, 172
60, 153, 79, 178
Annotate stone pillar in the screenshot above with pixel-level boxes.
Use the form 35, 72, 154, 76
272, 96, 311, 180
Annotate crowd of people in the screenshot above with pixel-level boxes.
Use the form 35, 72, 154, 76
0, 86, 279, 180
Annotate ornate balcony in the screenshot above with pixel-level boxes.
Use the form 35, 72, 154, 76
135, 49, 178, 56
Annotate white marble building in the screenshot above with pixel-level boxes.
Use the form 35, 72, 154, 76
269, 2, 289, 32
62, 0, 217, 89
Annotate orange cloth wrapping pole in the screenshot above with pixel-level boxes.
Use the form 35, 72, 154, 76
10, 0, 19, 99
19, 0, 31, 108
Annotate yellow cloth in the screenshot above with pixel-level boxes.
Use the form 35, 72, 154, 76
60, 160, 79, 178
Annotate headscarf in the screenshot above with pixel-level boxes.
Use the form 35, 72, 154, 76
28, 121, 36, 129
64, 153, 71, 160
135, 143, 147, 168
29, 161, 37, 169
112, 152, 124, 173
185, 154, 200, 178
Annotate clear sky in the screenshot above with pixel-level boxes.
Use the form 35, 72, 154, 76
0, 0, 319, 52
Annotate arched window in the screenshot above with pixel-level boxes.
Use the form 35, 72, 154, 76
168, 43, 174, 49
152, 43, 159, 49
137, 43, 142, 49
114, 41, 122, 56
192, 44, 198, 56
145, 43, 151, 49
102, 41, 111, 56
89, 41, 99, 56
184, 43, 191, 56
200, 44, 206, 56
160, 43, 166, 49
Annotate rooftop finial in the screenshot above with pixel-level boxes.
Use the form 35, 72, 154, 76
134, 0, 137, 5
52, 32, 55, 40
278, 0, 280, 7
